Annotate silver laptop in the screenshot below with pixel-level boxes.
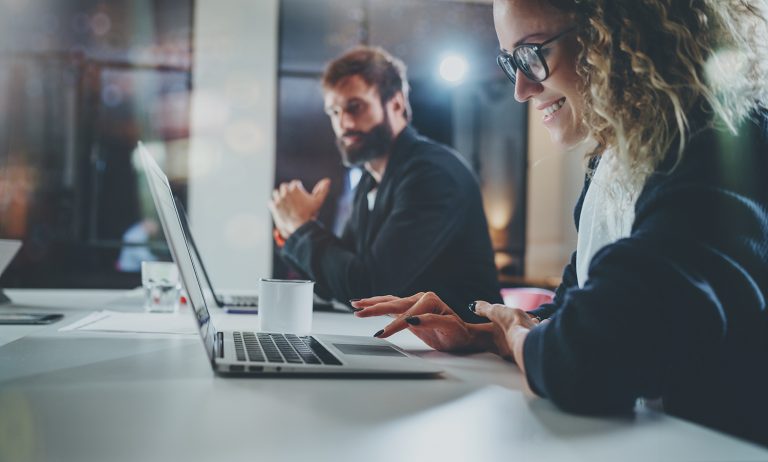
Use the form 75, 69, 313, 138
173, 197, 259, 312
139, 143, 442, 376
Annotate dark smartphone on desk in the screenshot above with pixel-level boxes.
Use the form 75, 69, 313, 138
0, 313, 64, 325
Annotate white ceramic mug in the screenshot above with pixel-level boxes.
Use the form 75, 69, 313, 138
258, 279, 314, 334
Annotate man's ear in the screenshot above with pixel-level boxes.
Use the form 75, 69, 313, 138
387, 91, 407, 120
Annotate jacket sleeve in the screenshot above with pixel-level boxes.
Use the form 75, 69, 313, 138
529, 167, 591, 319
280, 158, 467, 301
528, 250, 578, 320
522, 181, 764, 415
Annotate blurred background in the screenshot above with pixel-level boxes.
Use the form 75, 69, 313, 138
0, 0, 581, 292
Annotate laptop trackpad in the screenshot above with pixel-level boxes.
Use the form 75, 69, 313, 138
333, 344, 406, 357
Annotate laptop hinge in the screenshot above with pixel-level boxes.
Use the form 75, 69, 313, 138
216, 332, 224, 358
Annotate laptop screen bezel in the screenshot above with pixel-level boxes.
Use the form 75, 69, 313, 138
138, 143, 220, 363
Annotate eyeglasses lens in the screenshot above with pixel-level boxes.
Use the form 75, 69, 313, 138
514, 46, 546, 82
498, 55, 517, 84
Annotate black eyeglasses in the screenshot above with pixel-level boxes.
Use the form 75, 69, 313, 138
496, 26, 576, 85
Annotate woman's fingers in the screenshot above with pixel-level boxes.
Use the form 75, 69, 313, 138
351, 292, 424, 308
350, 295, 400, 309
354, 299, 411, 317
400, 313, 483, 353
404, 313, 461, 333
474, 301, 515, 327
353, 293, 424, 317
474, 301, 536, 329
374, 292, 450, 338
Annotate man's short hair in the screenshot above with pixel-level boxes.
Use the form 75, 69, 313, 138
321, 46, 412, 121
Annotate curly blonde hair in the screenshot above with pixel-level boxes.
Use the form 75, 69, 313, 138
550, 0, 768, 186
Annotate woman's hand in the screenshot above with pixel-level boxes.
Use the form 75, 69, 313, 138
473, 301, 542, 373
352, 293, 544, 370
352, 292, 495, 353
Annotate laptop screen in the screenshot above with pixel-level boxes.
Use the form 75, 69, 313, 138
138, 143, 217, 359
173, 197, 221, 305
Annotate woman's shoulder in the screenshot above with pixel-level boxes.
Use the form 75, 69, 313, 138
644, 108, 767, 194
633, 107, 768, 231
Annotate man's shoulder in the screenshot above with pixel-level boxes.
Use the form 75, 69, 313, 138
397, 129, 475, 178
404, 130, 457, 157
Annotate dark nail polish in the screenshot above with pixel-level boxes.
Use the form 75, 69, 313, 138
468, 301, 477, 313
405, 316, 420, 325
351, 307, 363, 313
373, 329, 384, 337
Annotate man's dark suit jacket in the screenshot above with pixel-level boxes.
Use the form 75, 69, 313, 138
281, 126, 501, 321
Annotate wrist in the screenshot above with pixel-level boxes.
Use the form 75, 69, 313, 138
468, 323, 499, 353
282, 218, 311, 239
273, 228, 287, 248
510, 326, 530, 374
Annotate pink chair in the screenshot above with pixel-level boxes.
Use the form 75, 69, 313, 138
500, 287, 555, 311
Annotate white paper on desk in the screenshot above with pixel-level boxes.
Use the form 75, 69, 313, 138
59, 310, 197, 335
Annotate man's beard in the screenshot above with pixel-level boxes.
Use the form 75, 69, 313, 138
336, 116, 394, 168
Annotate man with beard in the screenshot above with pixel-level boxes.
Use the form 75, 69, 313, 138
268, 46, 501, 321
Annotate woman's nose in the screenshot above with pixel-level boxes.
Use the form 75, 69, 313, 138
514, 70, 543, 103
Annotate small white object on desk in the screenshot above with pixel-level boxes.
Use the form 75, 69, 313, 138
141, 261, 181, 313
59, 309, 197, 335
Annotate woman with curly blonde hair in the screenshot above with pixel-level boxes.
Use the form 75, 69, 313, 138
353, 0, 768, 446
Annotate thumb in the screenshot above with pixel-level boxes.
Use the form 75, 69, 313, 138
312, 178, 331, 203
474, 301, 514, 328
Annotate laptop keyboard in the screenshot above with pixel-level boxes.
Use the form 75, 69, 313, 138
232, 332, 342, 366
225, 295, 258, 307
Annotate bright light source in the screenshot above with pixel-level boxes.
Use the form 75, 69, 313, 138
439, 55, 468, 83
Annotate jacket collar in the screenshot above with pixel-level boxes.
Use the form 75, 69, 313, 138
358, 125, 419, 246
377, 125, 419, 186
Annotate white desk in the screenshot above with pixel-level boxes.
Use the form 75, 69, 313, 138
1, 289, 766, 462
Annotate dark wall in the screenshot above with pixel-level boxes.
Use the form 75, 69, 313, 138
0, 0, 192, 288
